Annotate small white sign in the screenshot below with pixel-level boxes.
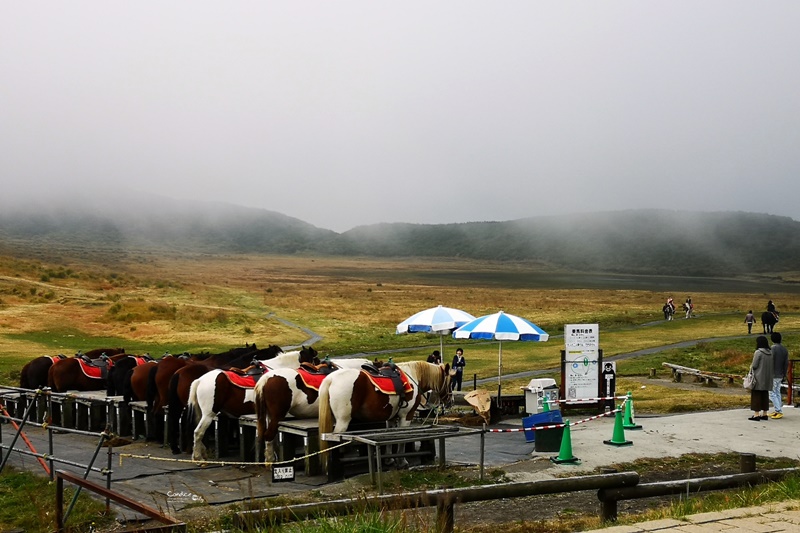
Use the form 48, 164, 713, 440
272, 466, 295, 482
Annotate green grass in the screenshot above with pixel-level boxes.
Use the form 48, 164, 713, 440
0, 468, 111, 533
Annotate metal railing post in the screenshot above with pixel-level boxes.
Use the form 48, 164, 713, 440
63, 429, 110, 523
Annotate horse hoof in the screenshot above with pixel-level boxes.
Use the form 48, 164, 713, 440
171, 448, 181, 455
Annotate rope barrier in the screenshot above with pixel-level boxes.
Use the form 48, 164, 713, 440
118, 440, 352, 468
485, 400, 628, 433
548, 395, 628, 404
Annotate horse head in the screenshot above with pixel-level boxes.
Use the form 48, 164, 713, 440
298, 345, 318, 365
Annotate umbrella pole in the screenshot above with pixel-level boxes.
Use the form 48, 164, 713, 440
497, 342, 503, 407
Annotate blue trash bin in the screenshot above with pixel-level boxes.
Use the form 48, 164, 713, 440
522, 410, 563, 443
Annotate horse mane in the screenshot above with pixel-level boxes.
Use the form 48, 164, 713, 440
397, 361, 444, 393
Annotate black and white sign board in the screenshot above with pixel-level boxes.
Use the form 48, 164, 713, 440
272, 465, 295, 482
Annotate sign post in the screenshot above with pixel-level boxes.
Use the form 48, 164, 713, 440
561, 324, 602, 411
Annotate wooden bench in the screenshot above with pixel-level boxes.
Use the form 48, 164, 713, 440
662, 363, 738, 386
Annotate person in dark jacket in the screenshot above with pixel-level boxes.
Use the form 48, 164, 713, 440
426, 350, 442, 364
749, 335, 773, 421
451, 348, 466, 391
769, 332, 789, 419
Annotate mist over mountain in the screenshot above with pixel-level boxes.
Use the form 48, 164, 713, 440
1, 196, 798, 277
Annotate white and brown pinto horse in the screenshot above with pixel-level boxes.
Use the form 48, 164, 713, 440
318, 361, 452, 471
186, 349, 317, 461
252, 358, 372, 463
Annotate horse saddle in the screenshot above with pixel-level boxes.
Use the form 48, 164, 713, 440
129, 355, 154, 366
223, 362, 269, 389
50, 354, 67, 364
299, 362, 336, 376
296, 365, 335, 391
360, 364, 412, 398
223, 370, 261, 389
76, 357, 110, 380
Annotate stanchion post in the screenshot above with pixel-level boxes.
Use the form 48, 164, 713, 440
740, 453, 756, 473
435, 493, 455, 533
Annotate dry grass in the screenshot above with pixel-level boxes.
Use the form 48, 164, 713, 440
0, 253, 797, 403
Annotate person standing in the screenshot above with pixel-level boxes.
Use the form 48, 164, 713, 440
748, 335, 773, 421
769, 332, 789, 419
451, 348, 466, 391
744, 310, 757, 334
426, 350, 442, 364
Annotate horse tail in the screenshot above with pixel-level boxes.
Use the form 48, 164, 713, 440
20, 361, 31, 389
167, 373, 183, 454
146, 364, 159, 412
318, 376, 335, 472
47, 362, 58, 392
106, 365, 117, 396
122, 369, 135, 403
186, 378, 201, 449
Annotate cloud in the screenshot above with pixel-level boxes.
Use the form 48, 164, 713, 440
2, 2, 799, 232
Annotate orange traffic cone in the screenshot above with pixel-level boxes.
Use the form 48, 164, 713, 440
550, 419, 580, 464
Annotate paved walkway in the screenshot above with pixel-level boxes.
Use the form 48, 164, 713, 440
584, 500, 800, 532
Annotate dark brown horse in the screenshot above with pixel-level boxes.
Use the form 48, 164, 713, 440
106, 354, 155, 396
186, 348, 320, 461
47, 353, 129, 392
20, 355, 67, 389
82, 347, 126, 359
167, 344, 286, 453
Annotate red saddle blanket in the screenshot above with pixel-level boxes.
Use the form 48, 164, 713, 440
222, 371, 261, 389
49, 356, 65, 365
297, 367, 327, 391
363, 368, 412, 396
76, 359, 105, 379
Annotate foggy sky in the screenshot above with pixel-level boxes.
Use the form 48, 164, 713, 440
2, 2, 799, 233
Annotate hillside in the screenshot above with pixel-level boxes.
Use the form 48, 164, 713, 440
1, 200, 798, 277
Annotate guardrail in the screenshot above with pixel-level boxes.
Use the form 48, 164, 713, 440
235, 472, 641, 533
55, 470, 185, 533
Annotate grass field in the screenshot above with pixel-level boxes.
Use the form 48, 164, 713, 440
1, 253, 797, 412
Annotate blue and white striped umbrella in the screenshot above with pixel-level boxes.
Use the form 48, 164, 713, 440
453, 311, 549, 394
452, 311, 549, 342
396, 305, 476, 356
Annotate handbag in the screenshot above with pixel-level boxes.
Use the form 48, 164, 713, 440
743, 370, 755, 390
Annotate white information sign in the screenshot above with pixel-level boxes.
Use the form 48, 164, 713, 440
564, 324, 600, 402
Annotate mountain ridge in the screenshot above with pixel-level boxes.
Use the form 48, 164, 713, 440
1, 199, 798, 277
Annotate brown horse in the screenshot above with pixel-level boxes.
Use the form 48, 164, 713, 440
167, 344, 288, 454
318, 361, 452, 471
186, 348, 321, 461
124, 360, 158, 403
47, 353, 129, 392
19, 347, 126, 390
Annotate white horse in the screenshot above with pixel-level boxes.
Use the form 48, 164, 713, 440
317, 361, 452, 471
187, 349, 316, 461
